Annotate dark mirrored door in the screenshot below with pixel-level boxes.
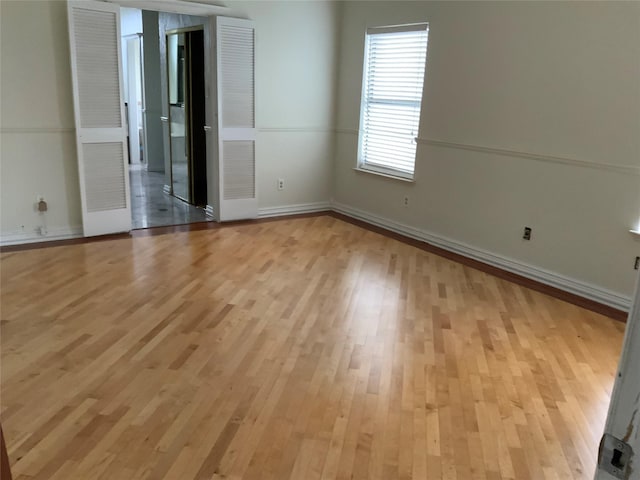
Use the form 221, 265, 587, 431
166, 28, 206, 206
167, 32, 189, 202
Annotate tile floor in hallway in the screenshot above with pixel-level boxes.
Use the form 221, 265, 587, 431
129, 165, 211, 230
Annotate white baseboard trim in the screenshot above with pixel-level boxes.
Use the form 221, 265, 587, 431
205, 205, 215, 218
1, 226, 83, 246
331, 201, 631, 312
258, 202, 331, 218
2, 204, 630, 312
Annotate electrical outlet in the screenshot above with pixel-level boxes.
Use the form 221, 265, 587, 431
403, 196, 409, 207
523, 227, 532, 241
35, 195, 47, 213
277, 178, 284, 191
634, 256, 639, 270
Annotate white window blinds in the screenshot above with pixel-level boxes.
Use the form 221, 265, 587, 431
358, 24, 429, 178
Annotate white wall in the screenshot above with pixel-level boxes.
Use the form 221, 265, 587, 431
120, 7, 143, 36
225, 0, 338, 210
0, 1, 82, 242
333, 1, 640, 303
120, 7, 142, 101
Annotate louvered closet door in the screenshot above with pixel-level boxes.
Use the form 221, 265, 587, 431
67, 1, 131, 236
216, 17, 257, 221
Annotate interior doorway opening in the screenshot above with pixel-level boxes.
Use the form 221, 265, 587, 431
120, 7, 212, 230
67, 1, 256, 237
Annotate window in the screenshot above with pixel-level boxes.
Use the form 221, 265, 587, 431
358, 24, 429, 179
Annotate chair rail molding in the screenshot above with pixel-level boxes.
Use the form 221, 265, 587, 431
334, 128, 640, 176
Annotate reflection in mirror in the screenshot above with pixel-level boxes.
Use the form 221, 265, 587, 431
167, 34, 185, 106
168, 32, 188, 201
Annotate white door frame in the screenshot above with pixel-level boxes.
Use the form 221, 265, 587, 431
595, 272, 640, 479
125, 34, 144, 166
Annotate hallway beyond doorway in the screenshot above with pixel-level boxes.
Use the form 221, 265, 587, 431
129, 165, 211, 229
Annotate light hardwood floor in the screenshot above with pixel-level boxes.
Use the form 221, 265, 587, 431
0, 216, 626, 479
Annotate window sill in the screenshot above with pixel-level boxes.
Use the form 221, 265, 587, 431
353, 167, 415, 183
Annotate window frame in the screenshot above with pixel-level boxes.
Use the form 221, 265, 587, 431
356, 23, 429, 181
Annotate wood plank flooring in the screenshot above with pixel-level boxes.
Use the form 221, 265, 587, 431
0, 215, 626, 479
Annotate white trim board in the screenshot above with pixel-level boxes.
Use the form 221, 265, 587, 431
0, 127, 75, 134
331, 201, 632, 312
0, 203, 329, 246
258, 202, 331, 218
2, 202, 630, 313
103, 0, 228, 16
417, 138, 640, 176
258, 127, 334, 133
0, 226, 83, 247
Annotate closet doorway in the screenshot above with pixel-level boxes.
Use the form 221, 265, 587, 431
67, 2, 257, 236
166, 27, 207, 207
